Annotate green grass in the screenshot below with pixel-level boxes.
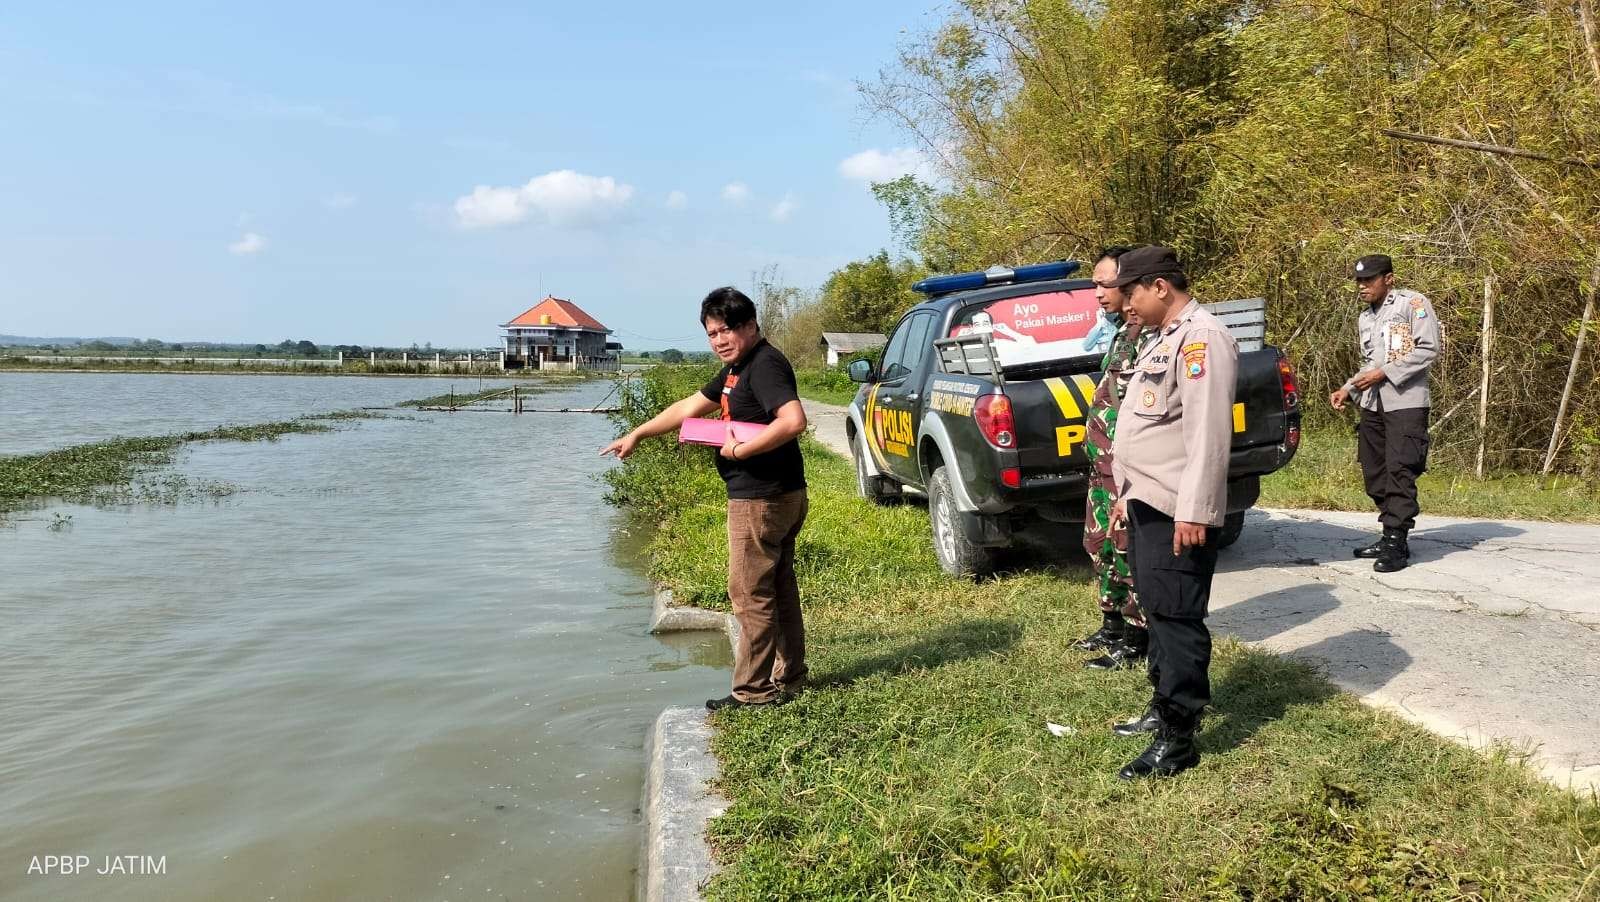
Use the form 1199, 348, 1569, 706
1262, 425, 1600, 523
0, 412, 380, 514
609, 367, 1600, 900
796, 367, 863, 408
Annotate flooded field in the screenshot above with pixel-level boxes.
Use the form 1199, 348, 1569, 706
0, 372, 729, 901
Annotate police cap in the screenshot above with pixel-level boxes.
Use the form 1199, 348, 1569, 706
1106, 245, 1184, 288
1352, 254, 1393, 280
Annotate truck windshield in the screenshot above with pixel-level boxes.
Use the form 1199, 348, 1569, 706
948, 287, 1102, 368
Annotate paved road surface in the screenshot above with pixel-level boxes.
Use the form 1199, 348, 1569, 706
801, 399, 1600, 791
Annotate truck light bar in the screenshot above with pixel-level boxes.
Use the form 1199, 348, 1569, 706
911, 260, 1081, 296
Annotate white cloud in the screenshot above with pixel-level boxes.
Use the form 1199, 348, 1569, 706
229, 232, 266, 255
453, 170, 636, 229
770, 193, 798, 223
720, 182, 750, 204
323, 192, 357, 210
665, 190, 688, 210
838, 147, 937, 184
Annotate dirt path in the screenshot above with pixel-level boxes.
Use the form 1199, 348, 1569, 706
802, 398, 1600, 791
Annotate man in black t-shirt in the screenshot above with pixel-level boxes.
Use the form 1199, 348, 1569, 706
600, 287, 809, 710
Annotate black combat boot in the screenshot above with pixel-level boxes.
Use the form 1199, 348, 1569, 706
1117, 711, 1200, 780
1352, 528, 1398, 559
1111, 704, 1161, 737
1374, 528, 1410, 573
1072, 611, 1125, 653
1085, 625, 1148, 671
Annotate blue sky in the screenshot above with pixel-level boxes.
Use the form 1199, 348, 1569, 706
0, 2, 943, 350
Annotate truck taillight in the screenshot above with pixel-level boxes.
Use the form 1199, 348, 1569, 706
975, 393, 1016, 449
1277, 355, 1300, 411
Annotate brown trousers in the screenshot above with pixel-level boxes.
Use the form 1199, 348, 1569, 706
726, 489, 809, 702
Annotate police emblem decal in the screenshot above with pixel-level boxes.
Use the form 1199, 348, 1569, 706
1181, 342, 1207, 379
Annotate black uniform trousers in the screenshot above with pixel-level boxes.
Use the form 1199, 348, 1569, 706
1126, 500, 1218, 727
1356, 406, 1430, 530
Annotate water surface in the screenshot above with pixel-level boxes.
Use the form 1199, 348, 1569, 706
0, 371, 544, 455
0, 373, 728, 901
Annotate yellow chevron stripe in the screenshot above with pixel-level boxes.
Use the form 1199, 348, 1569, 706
1044, 377, 1082, 420
1071, 374, 1097, 403
1233, 402, 1246, 433
863, 385, 891, 470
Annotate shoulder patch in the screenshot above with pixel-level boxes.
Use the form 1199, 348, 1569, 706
1182, 342, 1207, 380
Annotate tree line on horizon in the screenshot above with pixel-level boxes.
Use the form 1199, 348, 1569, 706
5, 337, 492, 358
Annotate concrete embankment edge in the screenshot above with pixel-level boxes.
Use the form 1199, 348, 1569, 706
638, 588, 738, 902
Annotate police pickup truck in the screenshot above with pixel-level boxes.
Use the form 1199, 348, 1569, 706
845, 261, 1302, 577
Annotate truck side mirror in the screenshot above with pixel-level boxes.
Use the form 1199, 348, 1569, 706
847, 358, 876, 383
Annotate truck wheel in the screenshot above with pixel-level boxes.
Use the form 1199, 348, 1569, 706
850, 433, 894, 505
929, 466, 995, 578
1217, 510, 1247, 549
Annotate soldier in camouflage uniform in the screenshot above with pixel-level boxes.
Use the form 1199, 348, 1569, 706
1075, 247, 1154, 670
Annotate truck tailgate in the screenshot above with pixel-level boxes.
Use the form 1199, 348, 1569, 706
1005, 349, 1291, 488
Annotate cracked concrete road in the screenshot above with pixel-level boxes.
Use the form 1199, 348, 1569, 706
802, 399, 1600, 792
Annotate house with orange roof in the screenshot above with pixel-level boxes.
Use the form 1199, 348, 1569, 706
500, 296, 622, 371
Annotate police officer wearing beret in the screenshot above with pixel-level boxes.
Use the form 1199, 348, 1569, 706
1106, 246, 1238, 780
1329, 255, 1439, 572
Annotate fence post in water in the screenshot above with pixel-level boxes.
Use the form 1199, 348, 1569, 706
513, 385, 519, 414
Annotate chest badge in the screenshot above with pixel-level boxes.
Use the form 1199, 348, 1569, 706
1142, 390, 1156, 408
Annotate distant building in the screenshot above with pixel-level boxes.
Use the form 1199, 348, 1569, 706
501, 296, 622, 371
819, 332, 887, 367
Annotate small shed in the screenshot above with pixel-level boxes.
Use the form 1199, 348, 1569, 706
819, 332, 887, 366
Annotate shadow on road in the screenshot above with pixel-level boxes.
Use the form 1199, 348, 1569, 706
1408, 521, 1525, 563
1204, 597, 1412, 754
1210, 583, 1343, 642
1218, 510, 1527, 571
1283, 626, 1414, 697
1210, 582, 1413, 696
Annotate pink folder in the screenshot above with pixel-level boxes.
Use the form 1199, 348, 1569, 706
679, 417, 767, 447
